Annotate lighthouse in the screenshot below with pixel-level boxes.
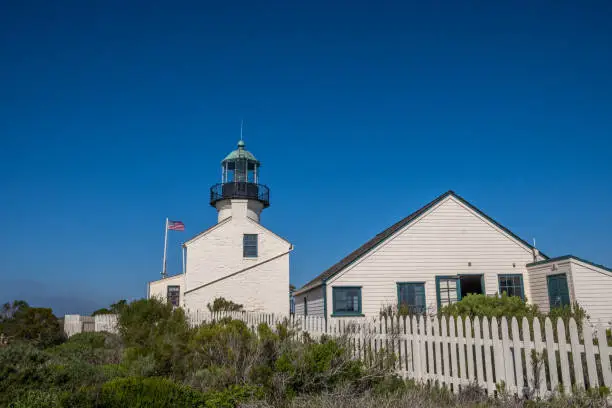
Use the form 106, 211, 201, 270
148, 139, 292, 315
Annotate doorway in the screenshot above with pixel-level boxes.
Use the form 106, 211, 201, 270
460, 274, 484, 298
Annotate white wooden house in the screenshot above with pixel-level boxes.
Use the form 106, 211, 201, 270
294, 191, 612, 324
148, 140, 292, 315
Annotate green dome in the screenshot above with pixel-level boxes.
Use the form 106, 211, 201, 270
222, 140, 259, 163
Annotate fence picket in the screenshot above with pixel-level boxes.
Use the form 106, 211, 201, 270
568, 318, 584, 390
482, 317, 494, 394
596, 323, 612, 388
432, 316, 441, 385
556, 318, 571, 394
522, 317, 534, 393
491, 317, 505, 388
532, 318, 547, 397
426, 316, 434, 383
544, 318, 559, 393
449, 316, 459, 392
457, 316, 466, 387
412, 316, 422, 380
501, 317, 516, 394
582, 323, 599, 388
511, 317, 524, 395
441, 316, 450, 387
465, 316, 475, 383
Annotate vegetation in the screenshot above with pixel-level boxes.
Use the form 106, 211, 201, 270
92, 300, 128, 316
0, 297, 608, 407
207, 298, 244, 313
0, 300, 64, 348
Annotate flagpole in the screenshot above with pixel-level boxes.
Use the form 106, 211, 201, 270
182, 245, 186, 274
162, 217, 168, 278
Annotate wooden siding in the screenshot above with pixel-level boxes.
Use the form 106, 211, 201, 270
294, 286, 325, 317
569, 260, 612, 325
326, 196, 539, 318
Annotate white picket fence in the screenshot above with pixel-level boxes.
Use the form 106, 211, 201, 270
66, 310, 612, 397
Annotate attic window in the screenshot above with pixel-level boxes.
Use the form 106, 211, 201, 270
243, 234, 258, 258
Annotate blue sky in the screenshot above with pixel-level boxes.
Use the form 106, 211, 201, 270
1, 1, 611, 315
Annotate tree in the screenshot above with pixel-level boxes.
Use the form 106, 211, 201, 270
0, 300, 64, 347
92, 299, 128, 316
289, 284, 296, 293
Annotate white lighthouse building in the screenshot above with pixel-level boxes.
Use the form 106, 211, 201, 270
148, 140, 292, 314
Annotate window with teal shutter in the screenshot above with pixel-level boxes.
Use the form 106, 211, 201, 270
397, 283, 426, 313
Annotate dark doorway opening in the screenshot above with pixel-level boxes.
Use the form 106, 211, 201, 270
460, 275, 484, 298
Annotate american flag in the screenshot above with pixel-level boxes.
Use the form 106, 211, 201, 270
167, 220, 185, 231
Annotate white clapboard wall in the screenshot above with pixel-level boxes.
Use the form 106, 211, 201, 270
65, 310, 612, 397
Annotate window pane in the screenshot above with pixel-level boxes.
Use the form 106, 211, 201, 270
333, 288, 361, 314
398, 283, 425, 313
498, 274, 524, 300
167, 286, 180, 307
243, 234, 258, 257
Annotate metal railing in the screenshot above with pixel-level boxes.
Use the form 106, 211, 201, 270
210, 182, 270, 207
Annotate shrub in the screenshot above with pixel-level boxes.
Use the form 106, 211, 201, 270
99, 377, 207, 408
118, 298, 192, 377
0, 301, 64, 348
439, 293, 541, 321
50, 332, 122, 365
207, 297, 244, 313
92, 299, 128, 316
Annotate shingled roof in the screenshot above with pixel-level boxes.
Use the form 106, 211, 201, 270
295, 190, 546, 295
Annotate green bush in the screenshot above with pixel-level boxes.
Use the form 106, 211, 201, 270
0, 342, 106, 407
207, 297, 244, 313
50, 332, 122, 365
99, 377, 207, 408
439, 293, 541, 321
0, 301, 64, 348
8, 389, 63, 408
118, 298, 192, 377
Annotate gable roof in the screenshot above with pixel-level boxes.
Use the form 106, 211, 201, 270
295, 190, 547, 295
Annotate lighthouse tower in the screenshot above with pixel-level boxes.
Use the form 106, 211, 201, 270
146, 139, 292, 314
210, 140, 270, 224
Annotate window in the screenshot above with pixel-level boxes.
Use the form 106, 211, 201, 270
167, 285, 180, 307
397, 283, 426, 313
498, 274, 524, 299
332, 287, 362, 316
243, 234, 258, 258
436, 277, 459, 307
548, 274, 570, 309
